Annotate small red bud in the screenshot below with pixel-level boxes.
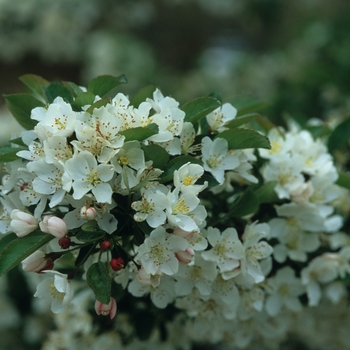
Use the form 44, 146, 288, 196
100, 240, 112, 251
110, 257, 124, 271
58, 236, 71, 249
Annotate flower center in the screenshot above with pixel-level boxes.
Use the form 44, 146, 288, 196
87, 171, 101, 186
50, 283, 65, 301
172, 198, 190, 214
207, 156, 221, 168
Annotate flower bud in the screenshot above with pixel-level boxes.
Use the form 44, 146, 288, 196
39, 216, 68, 238
58, 236, 71, 249
136, 267, 161, 288
10, 209, 38, 237
22, 250, 54, 273
176, 247, 195, 264
100, 240, 112, 251
80, 206, 97, 221
110, 257, 124, 271
94, 297, 117, 320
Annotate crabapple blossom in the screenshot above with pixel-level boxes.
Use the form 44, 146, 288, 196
34, 270, 74, 313
95, 297, 117, 319
201, 136, 240, 184
39, 216, 68, 238
136, 226, 188, 276
206, 103, 237, 132
10, 209, 38, 237
173, 162, 208, 194
21, 250, 53, 272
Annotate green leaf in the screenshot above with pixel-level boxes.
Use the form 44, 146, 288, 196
81, 220, 98, 232
0, 233, 17, 254
9, 137, 26, 147
87, 74, 127, 98
216, 128, 271, 150
76, 230, 106, 243
130, 85, 157, 107
229, 188, 259, 217
254, 181, 279, 204
226, 113, 261, 128
160, 155, 202, 183
19, 74, 49, 102
0, 147, 22, 162
44, 83, 74, 104
4, 93, 44, 130
62, 81, 84, 97
86, 98, 111, 114
327, 117, 350, 153
0, 231, 54, 277
336, 172, 350, 191
71, 92, 96, 111
142, 144, 169, 169
120, 123, 159, 142
182, 97, 221, 124
86, 261, 111, 304
233, 97, 269, 117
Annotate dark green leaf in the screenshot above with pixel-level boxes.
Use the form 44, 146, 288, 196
0, 231, 54, 277
19, 74, 49, 102
226, 113, 261, 128
229, 188, 260, 217
4, 93, 44, 130
86, 98, 111, 114
75, 244, 95, 267
62, 81, 84, 97
86, 261, 111, 304
44, 83, 74, 104
0, 233, 17, 254
71, 92, 96, 111
160, 155, 202, 183
182, 97, 221, 124
76, 230, 106, 243
0, 147, 22, 162
120, 123, 159, 142
336, 172, 350, 191
9, 137, 26, 147
328, 117, 350, 153
81, 221, 98, 232
87, 74, 127, 98
142, 144, 169, 169
233, 97, 269, 117
216, 128, 271, 150
130, 85, 157, 107
254, 181, 279, 204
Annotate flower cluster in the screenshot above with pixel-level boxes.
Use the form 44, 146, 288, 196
0, 74, 349, 349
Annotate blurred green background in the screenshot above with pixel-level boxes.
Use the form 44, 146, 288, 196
1, 1, 350, 349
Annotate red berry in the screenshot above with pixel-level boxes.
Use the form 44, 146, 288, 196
58, 236, 71, 249
110, 257, 124, 271
100, 240, 112, 251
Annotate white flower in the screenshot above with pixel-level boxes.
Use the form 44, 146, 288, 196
206, 103, 237, 132
201, 227, 244, 274
10, 209, 38, 237
21, 249, 53, 272
166, 189, 207, 232
201, 136, 240, 184
265, 266, 304, 316
31, 96, 77, 138
64, 151, 114, 203
174, 253, 217, 297
136, 226, 188, 276
235, 222, 273, 283
34, 270, 74, 313
131, 186, 168, 227
173, 162, 208, 195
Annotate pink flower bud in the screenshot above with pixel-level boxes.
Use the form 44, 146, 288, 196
39, 216, 68, 238
94, 297, 117, 320
173, 227, 196, 240
10, 209, 38, 237
136, 267, 161, 288
22, 250, 54, 273
80, 206, 97, 221
176, 247, 195, 264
